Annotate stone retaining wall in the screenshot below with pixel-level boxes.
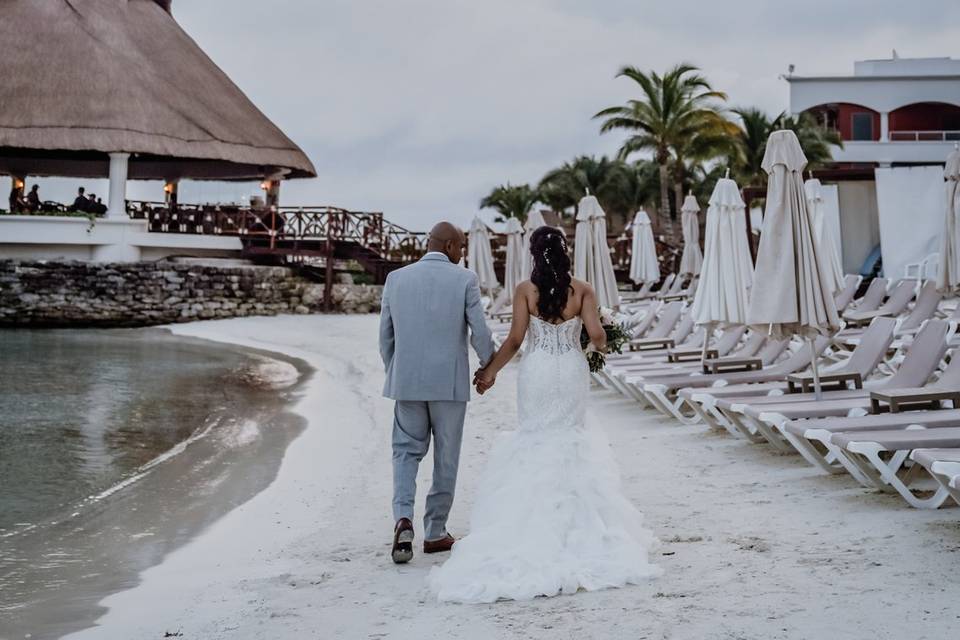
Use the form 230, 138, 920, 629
0, 260, 383, 327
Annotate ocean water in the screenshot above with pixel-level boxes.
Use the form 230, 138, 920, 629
0, 329, 252, 535
0, 328, 308, 638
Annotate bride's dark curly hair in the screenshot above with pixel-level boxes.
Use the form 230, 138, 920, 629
529, 226, 572, 321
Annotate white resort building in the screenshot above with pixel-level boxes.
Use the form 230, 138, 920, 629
788, 55, 960, 279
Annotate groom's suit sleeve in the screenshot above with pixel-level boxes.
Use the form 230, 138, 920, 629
465, 272, 495, 367
379, 274, 395, 370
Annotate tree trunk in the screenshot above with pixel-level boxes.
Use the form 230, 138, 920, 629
657, 162, 674, 246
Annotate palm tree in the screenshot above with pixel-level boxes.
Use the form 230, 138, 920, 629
478, 183, 540, 223
594, 63, 732, 240
670, 122, 739, 213
731, 107, 843, 187
537, 155, 626, 222
604, 159, 660, 230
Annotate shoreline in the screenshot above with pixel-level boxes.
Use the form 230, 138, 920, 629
0, 326, 312, 640
59, 314, 960, 640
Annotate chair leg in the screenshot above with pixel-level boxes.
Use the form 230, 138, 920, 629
724, 410, 767, 443
782, 428, 848, 475
845, 443, 952, 509
754, 414, 799, 453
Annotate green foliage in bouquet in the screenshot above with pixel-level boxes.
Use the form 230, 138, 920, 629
580, 309, 631, 373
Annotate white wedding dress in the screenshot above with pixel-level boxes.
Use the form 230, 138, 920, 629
429, 315, 662, 603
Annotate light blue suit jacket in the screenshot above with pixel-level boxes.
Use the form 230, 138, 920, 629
379, 253, 495, 402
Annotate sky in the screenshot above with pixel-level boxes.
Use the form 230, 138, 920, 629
31, 0, 960, 230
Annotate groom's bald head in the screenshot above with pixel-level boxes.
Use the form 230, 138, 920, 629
427, 221, 466, 263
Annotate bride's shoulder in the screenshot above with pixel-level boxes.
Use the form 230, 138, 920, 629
515, 280, 536, 296
569, 278, 595, 295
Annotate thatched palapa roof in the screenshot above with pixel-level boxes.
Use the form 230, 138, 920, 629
0, 0, 316, 181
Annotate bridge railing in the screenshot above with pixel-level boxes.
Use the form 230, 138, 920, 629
128, 201, 428, 261
128, 201, 678, 278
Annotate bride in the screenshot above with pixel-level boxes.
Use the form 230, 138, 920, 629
429, 226, 662, 603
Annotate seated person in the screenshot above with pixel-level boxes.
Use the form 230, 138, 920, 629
72, 187, 89, 212
25, 185, 41, 212
87, 194, 107, 215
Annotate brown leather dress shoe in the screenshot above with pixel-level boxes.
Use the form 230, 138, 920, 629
423, 533, 456, 554
392, 518, 414, 564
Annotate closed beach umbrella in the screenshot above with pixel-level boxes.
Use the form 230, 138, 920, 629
678, 194, 703, 277
521, 209, 547, 279
804, 178, 844, 294
629, 209, 660, 285
747, 130, 840, 397
936, 146, 960, 293
468, 216, 499, 295
691, 177, 753, 328
578, 194, 619, 308
503, 216, 524, 294
574, 202, 595, 283
487, 216, 524, 314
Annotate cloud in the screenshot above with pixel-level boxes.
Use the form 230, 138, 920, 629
31, 0, 960, 230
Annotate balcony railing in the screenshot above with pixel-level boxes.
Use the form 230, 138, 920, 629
888, 130, 960, 142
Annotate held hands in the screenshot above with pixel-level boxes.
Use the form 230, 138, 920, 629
473, 366, 496, 395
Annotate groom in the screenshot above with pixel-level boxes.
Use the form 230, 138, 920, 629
379, 221, 496, 564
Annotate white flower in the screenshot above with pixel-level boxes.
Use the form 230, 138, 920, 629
599, 306, 616, 325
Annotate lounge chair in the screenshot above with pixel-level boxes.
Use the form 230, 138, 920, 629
662, 277, 698, 302
621, 301, 663, 337
782, 409, 960, 481
613, 330, 766, 393
728, 320, 950, 449
842, 279, 916, 327
621, 274, 675, 308
910, 448, 960, 507
620, 280, 656, 302
833, 274, 863, 313
831, 427, 960, 508
626, 302, 685, 350
654, 274, 685, 300
626, 335, 793, 419
839, 281, 942, 347
686, 317, 896, 435
845, 277, 889, 315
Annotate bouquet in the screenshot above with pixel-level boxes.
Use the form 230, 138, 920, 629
581, 306, 630, 373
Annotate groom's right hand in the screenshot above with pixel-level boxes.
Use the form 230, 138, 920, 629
474, 367, 496, 395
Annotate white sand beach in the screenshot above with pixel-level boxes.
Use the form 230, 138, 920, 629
65, 314, 959, 640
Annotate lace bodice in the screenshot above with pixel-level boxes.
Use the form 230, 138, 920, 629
525, 315, 583, 356
517, 314, 588, 433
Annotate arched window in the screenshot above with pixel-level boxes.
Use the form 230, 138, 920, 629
804, 103, 880, 141
889, 102, 960, 141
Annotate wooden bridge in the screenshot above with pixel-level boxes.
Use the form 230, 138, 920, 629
128, 201, 682, 308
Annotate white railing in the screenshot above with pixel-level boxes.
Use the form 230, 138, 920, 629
888, 130, 960, 142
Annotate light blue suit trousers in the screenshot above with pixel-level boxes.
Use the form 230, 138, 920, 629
392, 400, 468, 541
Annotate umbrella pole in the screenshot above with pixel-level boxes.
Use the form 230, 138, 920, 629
700, 325, 711, 364
808, 337, 823, 400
